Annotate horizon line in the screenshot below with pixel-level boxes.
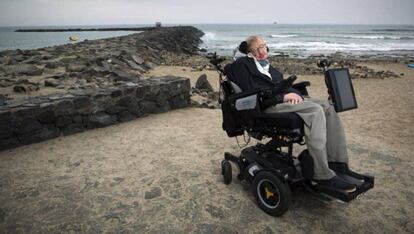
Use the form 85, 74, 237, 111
1, 22, 414, 28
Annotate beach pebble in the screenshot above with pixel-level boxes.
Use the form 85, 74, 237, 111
145, 187, 162, 199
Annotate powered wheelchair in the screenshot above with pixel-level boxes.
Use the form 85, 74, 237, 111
210, 51, 374, 217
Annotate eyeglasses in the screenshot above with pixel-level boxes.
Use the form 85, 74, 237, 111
250, 43, 267, 54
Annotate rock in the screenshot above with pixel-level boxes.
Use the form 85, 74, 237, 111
111, 69, 139, 82
5, 64, 43, 76
36, 110, 57, 124
66, 63, 87, 73
18, 124, 60, 144
195, 74, 214, 92
0, 207, 6, 223
14, 118, 42, 134
139, 100, 157, 113
87, 113, 117, 128
13, 84, 39, 93
143, 61, 156, 70
63, 123, 84, 136
132, 55, 144, 65
45, 61, 59, 69
127, 100, 142, 116
125, 60, 146, 73
44, 78, 61, 87
0, 94, 5, 106
57, 115, 73, 127
145, 187, 162, 199
73, 96, 91, 109
0, 112, 14, 140
106, 105, 126, 114
117, 111, 135, 122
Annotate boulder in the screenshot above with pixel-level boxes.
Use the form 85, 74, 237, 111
5, 64, 43, 76
195, 74, 214, 92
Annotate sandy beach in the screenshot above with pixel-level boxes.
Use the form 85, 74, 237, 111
1, 57, 413, 232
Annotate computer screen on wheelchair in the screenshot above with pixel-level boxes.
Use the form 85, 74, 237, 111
325, 68, 358, 112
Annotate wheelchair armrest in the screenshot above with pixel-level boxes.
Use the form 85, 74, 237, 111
228, 88, 268, 101
292, 81, 311, 96
228, 89, 264, 111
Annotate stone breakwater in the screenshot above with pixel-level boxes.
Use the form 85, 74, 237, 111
0, 77, 190, 150
0, 26, 204, 150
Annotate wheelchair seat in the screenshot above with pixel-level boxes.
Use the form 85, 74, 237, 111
258, 112, 303, 130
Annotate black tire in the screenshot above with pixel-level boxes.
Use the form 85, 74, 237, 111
221, 160, 232, 185
252, 171, 291, 216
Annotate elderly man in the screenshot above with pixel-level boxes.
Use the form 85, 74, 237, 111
227, 35, 356, 193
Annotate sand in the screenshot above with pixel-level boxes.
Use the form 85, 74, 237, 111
0, 62, 413, 233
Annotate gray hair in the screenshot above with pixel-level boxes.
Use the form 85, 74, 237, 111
245, 35, 264, 52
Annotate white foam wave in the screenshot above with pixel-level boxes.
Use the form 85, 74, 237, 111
202, 32, 217, 41
337, 35, 413, 40
270, 34, 298, 38
267, 41, 414, 51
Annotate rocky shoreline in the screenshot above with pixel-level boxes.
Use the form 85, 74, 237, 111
164, 52, 411, 79
15, 27, 159, 32
0, 26, 203, 98
0, 26, 204, 150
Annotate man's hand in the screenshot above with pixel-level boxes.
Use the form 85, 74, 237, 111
283, 93, 303, 104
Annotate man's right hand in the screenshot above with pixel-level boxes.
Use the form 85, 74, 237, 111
283, 93, 303, 104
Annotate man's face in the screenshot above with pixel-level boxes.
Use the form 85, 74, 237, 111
250, 38, 268, 60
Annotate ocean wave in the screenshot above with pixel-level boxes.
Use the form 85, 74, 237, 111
266, 41, 414, 52
372, 29, 414, 32
269, 34, 298, 38
335, 35, 413, 40
202, 32, 217, 40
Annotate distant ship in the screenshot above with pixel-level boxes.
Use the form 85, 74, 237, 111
273, 21, 278, 24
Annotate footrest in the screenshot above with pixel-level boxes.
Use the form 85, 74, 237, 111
314, 164, 374, 203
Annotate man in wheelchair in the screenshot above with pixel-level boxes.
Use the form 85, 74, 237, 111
216, 35, 373, 216
226, 36, 355, 193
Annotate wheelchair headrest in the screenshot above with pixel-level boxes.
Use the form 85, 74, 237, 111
238, 41, 248, 54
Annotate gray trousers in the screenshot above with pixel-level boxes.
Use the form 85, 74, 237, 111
265, 98, 348, 180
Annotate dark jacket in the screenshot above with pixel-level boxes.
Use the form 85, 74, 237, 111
224, 56, 299, 104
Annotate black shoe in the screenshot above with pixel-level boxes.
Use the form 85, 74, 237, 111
328, 162, 349, 173
313, 176, 357, 193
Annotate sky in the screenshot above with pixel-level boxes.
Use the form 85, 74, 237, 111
0, 0, 413, 26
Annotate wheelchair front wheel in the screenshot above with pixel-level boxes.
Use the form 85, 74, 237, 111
252, 171, 291, 216
221, 160, 232, 185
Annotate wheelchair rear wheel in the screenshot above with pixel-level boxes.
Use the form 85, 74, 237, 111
252, 171, 291, 216
221, 160, 232, 185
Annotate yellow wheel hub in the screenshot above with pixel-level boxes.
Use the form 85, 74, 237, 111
264, 187, 274, 199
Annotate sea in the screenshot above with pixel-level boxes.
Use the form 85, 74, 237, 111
1, 24, 414, 58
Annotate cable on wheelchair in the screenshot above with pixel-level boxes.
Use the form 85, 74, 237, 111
235, 131, 251, 148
